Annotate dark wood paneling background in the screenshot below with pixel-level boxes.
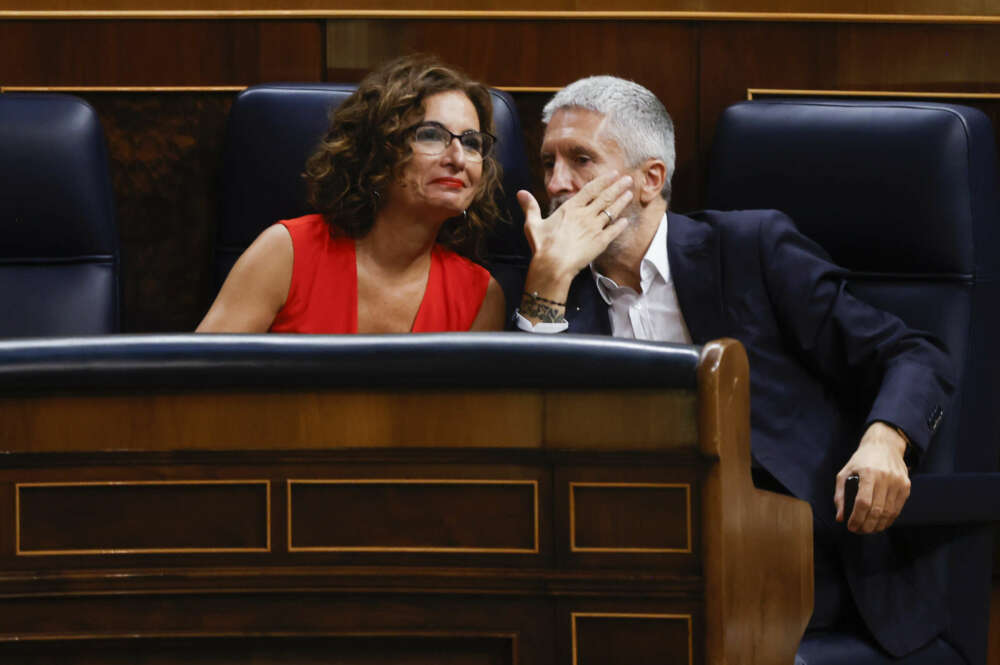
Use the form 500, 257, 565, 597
2, 18, 997, 331
0, 21, 323, 86
2, 0, 1000, 15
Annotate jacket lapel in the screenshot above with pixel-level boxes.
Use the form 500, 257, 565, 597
566, 269, 611, 335
667, 211, 728, 344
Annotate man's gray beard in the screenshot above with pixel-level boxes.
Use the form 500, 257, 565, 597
601, 200, 642, 259
548, 196, 570, 215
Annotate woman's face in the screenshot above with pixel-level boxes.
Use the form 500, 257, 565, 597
387, 90, 484, 220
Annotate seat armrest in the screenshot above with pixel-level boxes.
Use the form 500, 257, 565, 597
895, 473, 1000, 525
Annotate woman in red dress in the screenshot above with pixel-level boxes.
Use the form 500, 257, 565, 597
197, 55, 505, 333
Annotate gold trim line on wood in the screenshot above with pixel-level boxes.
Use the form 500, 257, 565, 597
15, 480, 271, 556
1, 86, 246, 93
497, 86, 561, 93
568, 482, 692, 554
0, 629, 521, 643
748, 88, 1000, 100
287, 478, 540, 554
1, 10, 1000, 23
571, 612, 694, 665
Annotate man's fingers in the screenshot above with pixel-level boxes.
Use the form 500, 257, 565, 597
586, 174, 634, 216
567, 172, 621, 209
878, 489, 900, 532
860, 477, 889, 534
517, 190, 542, 222
848, 475, 875, 533
881, 478, 911, 531
833, 473, 846, 523
600, 189, 634, 226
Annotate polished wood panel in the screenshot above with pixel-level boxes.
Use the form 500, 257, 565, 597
3, 0, 1000, 18
16, 480, 269, 554
544, 390, 698, 450
0, 389, 705, 452
0, 635, 513, 665
0, 594, 547, 657
288, 479, 538, 553
0, 21, 322, 86
570, 483, 690, 552
555, 464, 702, 573
698, 340, 813, 665
572, 613, 692, 665
0, 391, 545, 451
325, 19, 702, 212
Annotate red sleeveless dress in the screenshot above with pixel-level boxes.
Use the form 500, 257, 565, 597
269, 214, 490, 333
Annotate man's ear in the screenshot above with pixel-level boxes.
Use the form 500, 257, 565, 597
638, 159, 668, 204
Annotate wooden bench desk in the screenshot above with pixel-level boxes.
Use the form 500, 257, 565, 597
0, 335, 812, 665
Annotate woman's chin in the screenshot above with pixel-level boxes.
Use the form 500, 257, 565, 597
431, 201, 470, 219
401, 195, 471, 222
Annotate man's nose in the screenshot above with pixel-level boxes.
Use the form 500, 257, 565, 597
546, 160, 574, 197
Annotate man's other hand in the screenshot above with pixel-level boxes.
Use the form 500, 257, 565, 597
834, 421, 911, 534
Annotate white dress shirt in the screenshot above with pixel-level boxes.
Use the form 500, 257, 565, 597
517, 213, 692, 343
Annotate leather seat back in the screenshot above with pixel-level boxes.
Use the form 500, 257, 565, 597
0, 93, 120, 336
707, 98, 1000, 665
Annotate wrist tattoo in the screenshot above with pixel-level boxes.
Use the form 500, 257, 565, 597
520, 292, 566, 323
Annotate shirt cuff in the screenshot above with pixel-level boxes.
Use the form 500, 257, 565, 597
514, 311, 569, 334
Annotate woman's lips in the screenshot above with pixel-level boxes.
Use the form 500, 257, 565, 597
432, 177, 465, 189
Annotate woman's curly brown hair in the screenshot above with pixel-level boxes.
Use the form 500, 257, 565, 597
304, 55, 503, 258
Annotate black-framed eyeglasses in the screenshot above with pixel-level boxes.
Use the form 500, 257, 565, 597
411, 122, 497, 162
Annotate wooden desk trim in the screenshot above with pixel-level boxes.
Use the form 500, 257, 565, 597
1, 10, 999, 23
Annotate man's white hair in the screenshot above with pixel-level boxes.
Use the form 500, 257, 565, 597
542, 75, 675, 203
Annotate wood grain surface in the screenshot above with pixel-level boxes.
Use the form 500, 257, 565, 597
698, 339, 813, 665
3, 0, 1000, 19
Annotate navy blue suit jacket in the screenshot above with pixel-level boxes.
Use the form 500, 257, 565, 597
562, 209, 955, 657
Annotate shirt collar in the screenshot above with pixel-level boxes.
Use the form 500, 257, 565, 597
591, 213, 670, 305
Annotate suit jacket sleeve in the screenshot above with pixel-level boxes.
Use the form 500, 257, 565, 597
757, 211, 955, 454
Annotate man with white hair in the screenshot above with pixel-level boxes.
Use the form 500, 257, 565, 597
513, 75, 954, 658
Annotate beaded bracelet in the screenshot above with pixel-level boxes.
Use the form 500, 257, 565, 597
522, 291, 566, 308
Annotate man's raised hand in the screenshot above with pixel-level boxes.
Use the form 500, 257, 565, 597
518, 173, 634, 287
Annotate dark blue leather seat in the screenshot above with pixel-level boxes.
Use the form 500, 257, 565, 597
216, 83, 532, 317
707, 99, 1000, 664
0, 93, 120, 336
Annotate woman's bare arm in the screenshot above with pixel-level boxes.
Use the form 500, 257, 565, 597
196, 224, 294, 333
469, 276, 506, 331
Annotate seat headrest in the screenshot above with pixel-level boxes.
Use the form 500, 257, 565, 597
706, 100, 1000, 277
219, 84, 356, 255
0, 93, 117, 259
